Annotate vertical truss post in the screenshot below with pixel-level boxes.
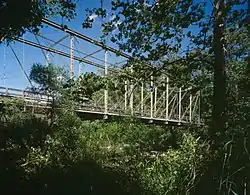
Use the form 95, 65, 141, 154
166, 77, 169, 122
141, 82, 144, 115
3, 44, 6, 85
189, 91, 192, 122
79, 63, 82, 77
46, 53, 50, 66
178, 87, 182, 123
198, 90, 201, 124
125, 80, 128, 110
150, 75, 153, 119
130, 65, 134, 115
104, 50, 108, 116
22, 35, 24, 67
154, 86, 157, 117
70, 36, 74, 79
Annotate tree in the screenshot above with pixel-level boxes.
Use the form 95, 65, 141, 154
0, 0, 77, 43
65, 72, 105, 103
29, 63, 66, 121
83, 0, 248, 139
29, 63, 66, 94
212, 0, 226, 139
82, 2, 249, 193
84, 0, 204, 61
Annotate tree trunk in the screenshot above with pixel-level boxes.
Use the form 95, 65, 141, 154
211, 0, 226, 140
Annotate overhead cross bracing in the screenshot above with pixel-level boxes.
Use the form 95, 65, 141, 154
1, 19, 201, 125
37, 34, 111, 66
41, 18, 131, 59
16, 38, 110, 71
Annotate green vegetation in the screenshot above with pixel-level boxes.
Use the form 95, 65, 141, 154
0, 0, 77, 42
0, 55, 249, 194
0, 0, 249, 194
0, 98, 212, 194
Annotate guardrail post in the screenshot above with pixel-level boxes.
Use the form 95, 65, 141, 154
141, 82, 144, 115
22, 90, 26, 112
32, 99, 35, 114
178, 87, 182, 124
5, 87, 8, 95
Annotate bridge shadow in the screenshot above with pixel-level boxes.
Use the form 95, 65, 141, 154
29, 160, 148, 195
3, 159, 150, 195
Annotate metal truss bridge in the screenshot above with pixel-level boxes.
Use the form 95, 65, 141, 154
0, 84, 200, 125
0, 19, 201, 125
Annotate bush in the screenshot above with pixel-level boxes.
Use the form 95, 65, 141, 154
0, 108, 50, 194
0, 100, 213, 195
138, 133, 211, 194
78, 118, 212, 195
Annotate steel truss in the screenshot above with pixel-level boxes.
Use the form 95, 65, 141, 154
2, 19, 201, 125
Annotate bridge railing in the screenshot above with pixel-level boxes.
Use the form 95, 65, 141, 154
0, 85, 201, 125
0, 86, 52, 106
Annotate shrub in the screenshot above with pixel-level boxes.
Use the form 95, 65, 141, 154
0, 100, 213, 195
79, 118, 212, 195
137, 133, 212, 194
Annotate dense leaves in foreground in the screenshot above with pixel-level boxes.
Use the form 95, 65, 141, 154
0, 99, 212, 195
0, 0, 77, 43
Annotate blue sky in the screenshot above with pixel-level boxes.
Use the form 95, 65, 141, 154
0, 0, 127, 89
2, 0, 245, 90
